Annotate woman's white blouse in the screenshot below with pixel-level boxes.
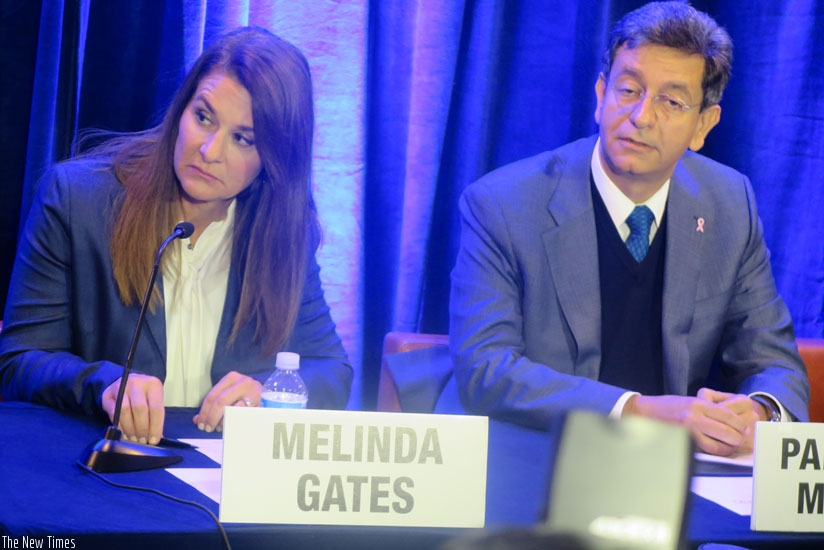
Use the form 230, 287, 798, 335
162, 201, 235, 407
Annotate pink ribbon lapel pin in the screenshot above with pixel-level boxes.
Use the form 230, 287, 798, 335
695, 217, 705, 233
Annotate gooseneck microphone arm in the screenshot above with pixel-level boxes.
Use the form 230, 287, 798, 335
111, 221, 195, 429
80, 221, 194, 473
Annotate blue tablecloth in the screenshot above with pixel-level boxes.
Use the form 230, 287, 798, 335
1, 400, 822, 549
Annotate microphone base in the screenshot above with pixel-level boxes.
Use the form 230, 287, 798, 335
80, 427, 182, 473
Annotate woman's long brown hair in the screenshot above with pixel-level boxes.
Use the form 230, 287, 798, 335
100, 27, 318, 357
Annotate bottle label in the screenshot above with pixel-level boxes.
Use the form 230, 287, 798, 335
261, 391, 308, 409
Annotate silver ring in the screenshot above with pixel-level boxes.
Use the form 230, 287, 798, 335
243, 397, 255, 407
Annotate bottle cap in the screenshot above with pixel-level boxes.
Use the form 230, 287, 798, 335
275, 351, 300, 370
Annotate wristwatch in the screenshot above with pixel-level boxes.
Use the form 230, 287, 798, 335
751, 395, 781, 422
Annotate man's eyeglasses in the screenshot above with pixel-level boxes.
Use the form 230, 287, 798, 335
609, 82, 701, 118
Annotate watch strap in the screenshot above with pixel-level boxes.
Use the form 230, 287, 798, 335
751, 395, 781, 422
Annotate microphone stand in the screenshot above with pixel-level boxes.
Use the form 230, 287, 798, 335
80, 222, 194, 473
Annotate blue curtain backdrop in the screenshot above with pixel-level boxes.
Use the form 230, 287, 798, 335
1, 0, 822, 410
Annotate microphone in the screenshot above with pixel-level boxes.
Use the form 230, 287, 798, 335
80, 222, 195, 473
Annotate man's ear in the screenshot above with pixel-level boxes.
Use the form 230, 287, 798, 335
689, 104, 721, 151
594, 73, 607, 125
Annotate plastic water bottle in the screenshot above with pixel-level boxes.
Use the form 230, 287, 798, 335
261, 352, 308, 408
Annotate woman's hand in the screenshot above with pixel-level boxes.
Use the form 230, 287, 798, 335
101, 373, 165, 445
193, 371, 263, 433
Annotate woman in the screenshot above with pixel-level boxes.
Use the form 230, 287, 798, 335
0, 27, 352, 445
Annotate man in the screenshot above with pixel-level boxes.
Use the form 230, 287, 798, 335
449, 1, 809, 456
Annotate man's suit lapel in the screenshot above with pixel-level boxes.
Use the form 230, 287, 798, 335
541, 141, 709, 388
662, 162, 706, 394
542, 139, 602, 379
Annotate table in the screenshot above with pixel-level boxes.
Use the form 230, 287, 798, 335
1, 401, 822, 549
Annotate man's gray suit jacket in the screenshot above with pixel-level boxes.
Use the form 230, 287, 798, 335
450, 135, 809, 430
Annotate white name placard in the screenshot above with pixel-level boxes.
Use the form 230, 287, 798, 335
219, 407, 488, 527
752, 422, 824, 531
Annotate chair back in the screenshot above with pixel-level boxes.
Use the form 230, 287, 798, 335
378, 332, 449, 412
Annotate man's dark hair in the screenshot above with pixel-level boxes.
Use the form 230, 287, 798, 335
602, 1, 733, 109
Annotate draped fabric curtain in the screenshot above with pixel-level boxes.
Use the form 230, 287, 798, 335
2, 0, 823, 410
